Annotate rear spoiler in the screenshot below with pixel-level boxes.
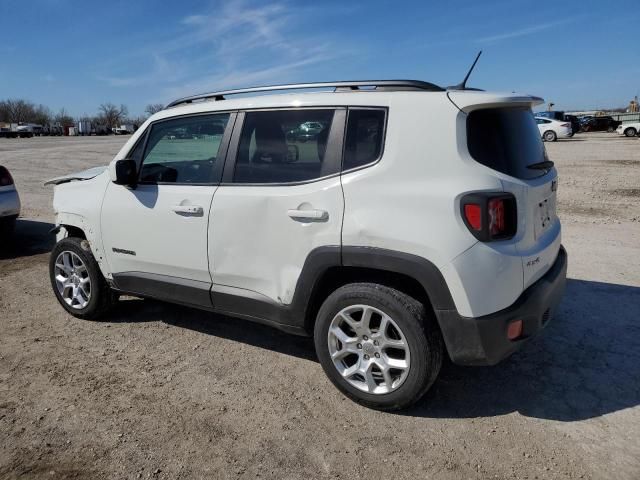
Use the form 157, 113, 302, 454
447, 91, 544, 113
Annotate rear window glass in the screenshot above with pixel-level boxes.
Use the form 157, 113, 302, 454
467, 107, 547, 180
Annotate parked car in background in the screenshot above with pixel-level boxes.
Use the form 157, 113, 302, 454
535, 111, 565, 121
535, 117, 572, 141
616, 122, 639, 137
0, 166, 20, 238
580, 116, 621, 132
564, 115, 581, 135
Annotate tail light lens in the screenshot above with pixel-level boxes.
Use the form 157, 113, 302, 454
461, 192, 517, 241
0, 166, 14, 186
560, 123, 570, 128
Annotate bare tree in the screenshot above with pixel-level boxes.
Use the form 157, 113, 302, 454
32, 104, 52, 126
3, 99, 35, 123
54, 108, 74, 126
145, 103, 164, 116
98, 103, 128, 129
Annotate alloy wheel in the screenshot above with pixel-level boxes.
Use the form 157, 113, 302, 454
54, 251, 91, 309
327, 304, 411, 394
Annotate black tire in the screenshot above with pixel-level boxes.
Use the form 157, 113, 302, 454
543, 130, 557, 142
624, 127, 637, 137
607, 126, 615, 133
49, 237, 115, 319
314, 283, 443, 411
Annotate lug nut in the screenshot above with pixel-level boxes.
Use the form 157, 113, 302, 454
374, 352, 380, 358
364, 354, 370, 360
373, 340, 379, 346
363, 335, 368, 340
357, 343, 362, 349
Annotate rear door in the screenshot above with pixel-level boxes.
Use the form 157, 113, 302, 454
209, 108, 345, 306
101, 113, 234, 306
465, 105, 561, 289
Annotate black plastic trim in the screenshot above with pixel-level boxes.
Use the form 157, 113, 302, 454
112, 272, 213, 310
439, 246, 567, 366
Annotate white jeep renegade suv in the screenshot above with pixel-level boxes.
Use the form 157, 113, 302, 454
47, 80, 567, 410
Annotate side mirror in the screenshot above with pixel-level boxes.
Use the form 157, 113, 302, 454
114, 159, 138, 187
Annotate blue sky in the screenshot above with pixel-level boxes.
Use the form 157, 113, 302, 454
1, 0, 638, 117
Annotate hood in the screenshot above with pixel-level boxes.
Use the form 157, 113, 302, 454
44, 166, 108, 186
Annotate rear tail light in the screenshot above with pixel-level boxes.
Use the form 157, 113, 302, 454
461, 192, 517, 241
0, 166, 14, 186
560, 123, 570, 128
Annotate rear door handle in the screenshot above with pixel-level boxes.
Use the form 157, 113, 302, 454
287, 209, 328, 222
172, 205, 204, 215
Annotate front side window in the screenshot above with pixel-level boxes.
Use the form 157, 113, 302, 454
139, 113, 230, 184
343, 109, 386, 171
233, 109, 335, 184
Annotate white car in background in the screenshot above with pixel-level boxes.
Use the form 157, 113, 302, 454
0, 166, 21, 237
616, 122, 639, 137
535, 117, 572, 142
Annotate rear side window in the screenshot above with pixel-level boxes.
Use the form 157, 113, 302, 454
343, 109, 386, 171
139, 114, 230, 184
233, 109, 335, 184
467, 107, 547, 180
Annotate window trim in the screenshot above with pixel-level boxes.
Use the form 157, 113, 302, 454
340, 107, 388, 175
220, 107, 347, 187
131, 111, 238, 187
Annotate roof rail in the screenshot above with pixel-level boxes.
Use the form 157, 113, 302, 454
165, 80, 444, 108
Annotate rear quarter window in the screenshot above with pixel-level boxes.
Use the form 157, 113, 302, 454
466, 107, 547, 180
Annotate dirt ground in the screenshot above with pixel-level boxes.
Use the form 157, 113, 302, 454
1, 133, 639, 480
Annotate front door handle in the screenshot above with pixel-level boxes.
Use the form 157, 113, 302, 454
287, 208, 328, 222
172, 205, 204, 216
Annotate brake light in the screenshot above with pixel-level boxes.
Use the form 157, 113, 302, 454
463, 204, 482, 231
0, 166, 14, 186
560, 123, 570, 128
461, 192, 517, 241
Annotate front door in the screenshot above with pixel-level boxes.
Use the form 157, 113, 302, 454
209, 108, 345, 306
101, 112, 233, 306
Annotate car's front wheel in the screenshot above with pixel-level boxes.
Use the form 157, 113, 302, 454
543, 130, 557, 142
314, 283, 443, 411
49, 237, 115, 319
624, 127, 637, 137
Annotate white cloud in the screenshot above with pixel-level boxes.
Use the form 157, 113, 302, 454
181, 14, 207, 25
477, 19, 574, 44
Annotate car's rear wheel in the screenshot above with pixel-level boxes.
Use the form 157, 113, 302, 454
607, 126, 615, 133
624, 127, 637, 137
49, 237, 115, 319
543, 130, 557, 142
314, 283, 443, 411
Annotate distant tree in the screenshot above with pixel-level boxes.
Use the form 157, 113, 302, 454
32, 104, 52, 126
2, 99, 35, 123
54, 108, 74, 126
98, 103, 128, 128
145, 103, 164, 116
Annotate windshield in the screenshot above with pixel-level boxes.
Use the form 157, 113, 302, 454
466, 106, 547, 180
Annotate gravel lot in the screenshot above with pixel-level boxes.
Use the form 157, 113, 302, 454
1, 133, 639, 479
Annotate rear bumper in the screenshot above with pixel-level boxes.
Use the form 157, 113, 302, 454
437, 245, 567, 366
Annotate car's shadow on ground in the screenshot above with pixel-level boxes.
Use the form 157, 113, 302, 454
0, 219, 54, 260
107, 277, 640, 422
409, 278, 640, 422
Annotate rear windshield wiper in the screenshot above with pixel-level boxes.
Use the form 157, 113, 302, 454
527, 160, 554, 170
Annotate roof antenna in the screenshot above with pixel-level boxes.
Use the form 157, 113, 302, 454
448, 50, 482, 90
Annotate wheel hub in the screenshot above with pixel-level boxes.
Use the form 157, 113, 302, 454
327, 304, 411, 395
53, 250, 91, 310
